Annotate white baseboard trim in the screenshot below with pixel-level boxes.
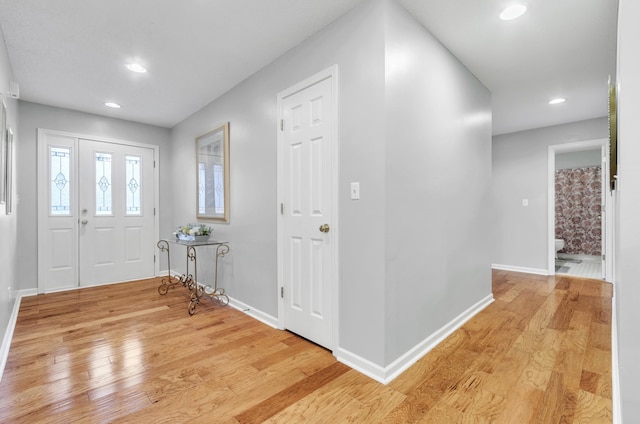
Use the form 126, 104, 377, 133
612, 291, 622, 424
492, 263, 549, 276
0, 289, 37, 382
18, 289, 38, 297
228, 297, 279, 329
334, 347, 387, 383
335, 293, 495, 385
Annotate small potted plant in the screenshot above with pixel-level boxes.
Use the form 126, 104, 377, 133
175, 224, 213, 242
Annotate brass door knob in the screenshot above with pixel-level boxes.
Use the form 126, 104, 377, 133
319, 224, 330, 233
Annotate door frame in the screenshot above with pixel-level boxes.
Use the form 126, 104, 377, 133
547, 138, 613, 281
37, 128, 160, 293
276, 65, 339, 350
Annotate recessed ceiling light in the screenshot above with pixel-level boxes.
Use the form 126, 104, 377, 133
126, 63, 147, 73
105, 102, 121, 109
500, 4, 527, 20
549, 98, 567, 105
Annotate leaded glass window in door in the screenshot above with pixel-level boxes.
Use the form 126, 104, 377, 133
95, 153, 112, 215
50, 147, 71, 215
126, 155, 142, 215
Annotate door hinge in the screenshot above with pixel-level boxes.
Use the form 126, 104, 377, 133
280, 203, 284, 215
154, 207, 156, 216
154, 254, 156, 263
280, 119, 284, 131
154, 160, 156, 168
280, 287, 284, 298
602, 254, 605, 260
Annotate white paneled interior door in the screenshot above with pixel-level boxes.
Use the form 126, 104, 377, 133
38, 130, 157, 293
278, 68, 337, 350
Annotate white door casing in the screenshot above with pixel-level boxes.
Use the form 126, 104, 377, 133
547, 139, 611, 281
277, 66, 339, 350
37, 129, 159, 293
599, 143, 607, 279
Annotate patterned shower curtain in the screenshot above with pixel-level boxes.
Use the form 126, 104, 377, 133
555, 166, 602, 256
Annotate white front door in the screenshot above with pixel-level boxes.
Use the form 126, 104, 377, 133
278, 67, 337, 349
38, 130, 157, 292
78, 139, 155, 286
37, 132, 78, 292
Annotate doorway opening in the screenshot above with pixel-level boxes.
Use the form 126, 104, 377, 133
548, 139, 612, 281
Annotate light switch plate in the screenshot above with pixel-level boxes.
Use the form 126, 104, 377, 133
351, 182, 360, 200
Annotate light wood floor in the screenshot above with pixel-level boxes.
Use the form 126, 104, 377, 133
0, 270, 612, 423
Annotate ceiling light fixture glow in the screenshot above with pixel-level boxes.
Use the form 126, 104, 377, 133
126, 63, 147, 73
549, 98, 566, 105
105, 102, 121, 109
500, 4, 527, 20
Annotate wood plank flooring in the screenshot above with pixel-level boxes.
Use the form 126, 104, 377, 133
0, 270, 612, 423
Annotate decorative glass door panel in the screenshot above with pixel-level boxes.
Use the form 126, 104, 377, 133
50, 146, 71, 215
125, 155, 142, 216
95, 152, 113, 215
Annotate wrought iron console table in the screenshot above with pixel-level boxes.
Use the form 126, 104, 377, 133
156, 238, 230, 315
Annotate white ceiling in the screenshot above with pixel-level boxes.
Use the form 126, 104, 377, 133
0, 0, 618, 135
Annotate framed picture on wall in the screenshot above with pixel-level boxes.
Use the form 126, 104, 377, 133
0, 96, 6, 204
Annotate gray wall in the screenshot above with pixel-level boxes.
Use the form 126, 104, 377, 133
171, 0, 491, 368
555, 149, 601, 170
616, 0, 640, 420
170, 0, 388, 365
16, 101, 172, 291
492, 117, 607, 271
0, 27, 18, 354
383, 0, 492, 363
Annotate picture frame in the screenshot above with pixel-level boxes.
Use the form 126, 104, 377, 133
195, 122, 230, 222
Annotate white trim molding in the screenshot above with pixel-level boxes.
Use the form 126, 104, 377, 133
612, 289, 622, 424
228, 297, 279, 329
492, 263, 549, 276
335, 294, 494, 384
0, 289, 38, 382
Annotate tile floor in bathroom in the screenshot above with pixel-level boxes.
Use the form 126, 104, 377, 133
555, 253, 603, 280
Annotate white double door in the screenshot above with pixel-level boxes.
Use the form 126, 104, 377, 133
38, 131, 156, 292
